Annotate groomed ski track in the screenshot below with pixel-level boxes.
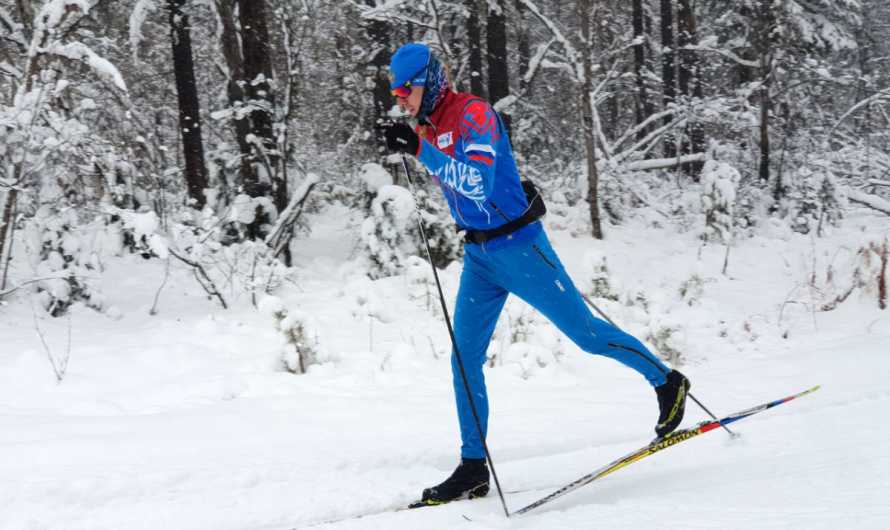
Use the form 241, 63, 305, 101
284, 385, 868, 530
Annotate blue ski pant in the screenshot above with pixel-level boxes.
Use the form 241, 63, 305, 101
451, 231, 670, 459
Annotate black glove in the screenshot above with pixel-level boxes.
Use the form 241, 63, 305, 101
377, 122, 420, 156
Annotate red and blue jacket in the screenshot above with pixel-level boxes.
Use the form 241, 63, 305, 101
414, 89, 542, 251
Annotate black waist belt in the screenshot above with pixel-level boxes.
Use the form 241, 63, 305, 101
464, 180, 546, 245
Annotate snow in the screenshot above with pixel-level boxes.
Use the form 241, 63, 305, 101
360, 163, 394, 192
29, 0, 128, 93
493, 95, 518, 113
129, 0, 158, 54
847, 188, 890, 215
623, 153, 706, 172
2, 208, 890, 530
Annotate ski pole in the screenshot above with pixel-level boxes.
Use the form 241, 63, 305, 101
399, 154, 512, 518
580, 293, 739, 439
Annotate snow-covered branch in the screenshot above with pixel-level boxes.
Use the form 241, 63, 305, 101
681, 45, 760, 69
612, 107, 678, 153
128, 0, 158, 56
622, 153, 707, 172
614, 117, 688, 164
516, 0, 582, 82
0, 7, 28, 51
43, 41, 128, 91
588, 61, 620, 158
353, 0, 436, 31
266, 173, 320, 258
829, 92, 890, 138
523, 38, 556, 86
847, 189, 890, 216
30, 0, 99, 54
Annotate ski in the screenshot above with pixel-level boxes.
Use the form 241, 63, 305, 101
512, 385, 821, 516
293, 489, 513, 528
292, 504, 414, 528
293, 386, 819, 526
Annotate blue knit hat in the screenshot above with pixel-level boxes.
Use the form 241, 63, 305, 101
389, 43, 449, 119
389, 43, 431, 90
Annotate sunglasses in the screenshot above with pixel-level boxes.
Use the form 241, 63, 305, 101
391, 64, 429, 99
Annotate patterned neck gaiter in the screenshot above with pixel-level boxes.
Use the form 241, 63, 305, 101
418, 54, 449, 120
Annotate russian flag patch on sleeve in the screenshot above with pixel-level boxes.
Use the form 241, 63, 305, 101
466, 143, 496, 165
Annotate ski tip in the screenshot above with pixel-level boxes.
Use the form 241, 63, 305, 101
797, 385, 821, 398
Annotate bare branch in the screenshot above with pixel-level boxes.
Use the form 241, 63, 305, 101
167, 249, 229, 309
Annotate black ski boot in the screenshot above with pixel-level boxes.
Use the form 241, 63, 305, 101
417, 458, 490, 506
654, 370, 691, 439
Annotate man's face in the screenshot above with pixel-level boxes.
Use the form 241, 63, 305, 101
396, 85, 424, 117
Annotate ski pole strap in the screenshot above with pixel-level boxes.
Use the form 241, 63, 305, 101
464, 180, 546, 245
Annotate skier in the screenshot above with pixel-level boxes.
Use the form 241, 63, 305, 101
378, 43, 691, 506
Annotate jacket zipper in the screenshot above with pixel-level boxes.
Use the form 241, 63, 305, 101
449, 187, 469, 226
533, 245, 557, 271
490, 201, 510, 222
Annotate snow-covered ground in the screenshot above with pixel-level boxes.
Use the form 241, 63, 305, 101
2, 208, 889, 530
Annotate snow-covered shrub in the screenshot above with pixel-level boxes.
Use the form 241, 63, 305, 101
700, 160, 740, 244
542, 190, 569, 230
218, 240, 292, 305
778, 165, 842, 236
405, 188, 463, 270
581, 251, 619, 302
488, 299, 564, 377
115, 207, 296, 311
358, 162, 393, 214
736, 186, 773, 231
821, 238, 889, 311
678, 274, 706, 306
223, 192, 278, 243
25, 205, 113, 316
501, 342, 556, 380
0, 1, 131, 310
121, 210, 169, 259
360, 184, 415, 279
646, 323, 685, 366
260, 296, 326, 374
405, 255, 436, 311
598, 174, 628, 226
359, 162, 460, 277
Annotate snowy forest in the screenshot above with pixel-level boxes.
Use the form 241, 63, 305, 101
1, 1, 889, 529
0, 0, 888, 313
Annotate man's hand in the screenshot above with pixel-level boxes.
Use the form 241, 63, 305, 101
376, 122, 420, 156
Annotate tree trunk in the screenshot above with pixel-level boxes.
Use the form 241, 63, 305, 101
632, 0, 652, 140
757, 0, 775, 184
167, 0, 208, 210
216, 0, 253, 189
486, 0, 511, 134
0, 189, 17, 292
660, 0, 676, 158
466, 0, 485, 97
240, 0, 279, 193
14, 0, 34, 43
240, 0, 282, 243
515, 0, 531, 94
677, 0, 704, 177
364, 0, 393, 161
759, 69, 772, 183
580, 0, 603, 240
